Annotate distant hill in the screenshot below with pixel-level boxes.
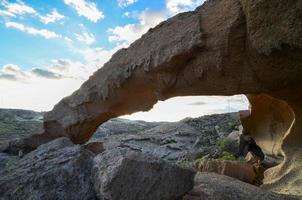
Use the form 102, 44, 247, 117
0, 109, 44, 146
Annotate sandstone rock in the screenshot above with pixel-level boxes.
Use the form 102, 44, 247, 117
92, 148, 195, 200
0, 137, 96, 200
183, 172, 299, 200
245, 151, 261, 164
200, 160, 256, 184
83, 141, 105, 155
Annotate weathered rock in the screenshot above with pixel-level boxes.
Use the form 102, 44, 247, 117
199, 160, 257, 184
183, 172, 300, 200
83, 141, 105, 155
245, 151, 261, 164
227, 130, 240, 143
0, 152, 18, 171
92, 148, 195, 200
0, 137, 96, 200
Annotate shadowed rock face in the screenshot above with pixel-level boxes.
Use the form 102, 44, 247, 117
26, 0, 302, 196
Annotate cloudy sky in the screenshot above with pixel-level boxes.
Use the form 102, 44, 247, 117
0, 0, 248, 121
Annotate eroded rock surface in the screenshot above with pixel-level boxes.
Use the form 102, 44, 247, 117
0, 138, 96, 200
92, 148, 195, 200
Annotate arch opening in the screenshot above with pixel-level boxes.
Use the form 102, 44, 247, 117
121, 95, 249, 122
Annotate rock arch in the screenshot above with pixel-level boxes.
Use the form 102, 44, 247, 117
18, 0, 302, 196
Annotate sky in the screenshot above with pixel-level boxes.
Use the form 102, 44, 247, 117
0, 0, 249, 121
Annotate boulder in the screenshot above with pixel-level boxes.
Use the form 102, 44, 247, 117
182, 172, 299, 200
200, 160, 256, 184
0, 137, 96, 200
92, 148, 195, 200
227, 130, 240, 143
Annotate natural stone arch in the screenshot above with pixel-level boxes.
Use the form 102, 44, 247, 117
12, 0, 302, 196
43, 0, 302, 145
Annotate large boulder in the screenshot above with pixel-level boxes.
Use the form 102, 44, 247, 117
0, 137, 96, 200
92, 148, 195, 200
183, 172, 299, 200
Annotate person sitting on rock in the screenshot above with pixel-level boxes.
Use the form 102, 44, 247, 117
237, 131, 265, 161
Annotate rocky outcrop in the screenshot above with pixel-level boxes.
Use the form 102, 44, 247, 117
183, 172, 299, 200
92, 148, 195, 200
17, 0, 302, 196
90, 113, 240, 161
0, 138, 96, 200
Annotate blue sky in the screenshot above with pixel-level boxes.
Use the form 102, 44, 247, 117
0, 0, 167, 68
0, 0, 248, 121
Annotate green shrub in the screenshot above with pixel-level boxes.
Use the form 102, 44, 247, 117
218, 151, 236, 161
217, 137, 238, 155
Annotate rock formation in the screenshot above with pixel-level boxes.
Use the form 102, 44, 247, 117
17, 0, 302, 196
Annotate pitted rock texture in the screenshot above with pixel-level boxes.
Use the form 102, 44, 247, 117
92, 148, 195, 200
21, 0, 302, 196
0, 138, 96, 200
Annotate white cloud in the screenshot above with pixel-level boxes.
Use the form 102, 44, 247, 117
5, 21, 61, 39
64, 36, 73, 42
64, 0, 104, 23
117, 0, 137, 8
123, 11, 130, 17
0, 64, 29, 81
0, 0, 37, 17
166, 0, 205, 15
0, 9, 16, 17
0, 43, 125, 111
39, 9, 64, 24
75, 31, 96, 45
108, 9, 166, 45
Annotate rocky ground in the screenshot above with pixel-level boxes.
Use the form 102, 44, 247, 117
89, 113, 241, 162
0, 109, 299, 200
0, 108, 241, 162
